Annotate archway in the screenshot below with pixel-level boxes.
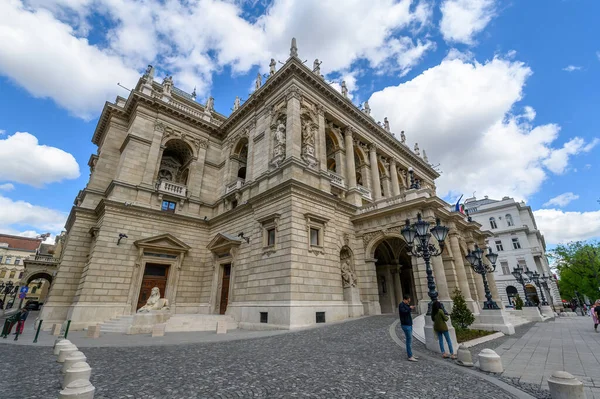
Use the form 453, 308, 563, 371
158, 139, 194, 185
232, 138, 248, 181
506, 285, 518, 306
373, 237, 416, 313
24, 271, 54, 306
525, 284, 539, 306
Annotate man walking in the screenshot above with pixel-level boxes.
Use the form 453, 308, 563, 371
399, 294, 418, 362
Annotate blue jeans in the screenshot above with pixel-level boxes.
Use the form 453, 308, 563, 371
438, 330, 453, 354
401, 325, 413, 358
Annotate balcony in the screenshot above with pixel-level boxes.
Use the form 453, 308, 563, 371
225, 178, 245, 194
24, 254, 60, 266
158, 180, 187, 198
328, 171, 345, 189
356, 185, 372, 200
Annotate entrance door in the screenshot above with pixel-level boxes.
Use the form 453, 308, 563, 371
137, 263, 169, 311
219, 264, 231, 314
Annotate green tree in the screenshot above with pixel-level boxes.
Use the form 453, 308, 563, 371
514, 294, 524, 310
551, 241, 600, 302
450, 288, 475, 330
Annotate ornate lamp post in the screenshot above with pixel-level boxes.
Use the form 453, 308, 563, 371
511, 266, 534, 307
1, 281, 14, 309
401, 213, 449, 314
526, 271, 548, 306
465, 245, 500, 310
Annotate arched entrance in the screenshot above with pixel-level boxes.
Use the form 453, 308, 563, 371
373, 237, 416, 314
525, 284, 539, 306
506, 286, 518, 306
23, 271, 53, 307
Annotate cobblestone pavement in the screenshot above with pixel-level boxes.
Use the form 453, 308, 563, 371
0, 315, 525, 399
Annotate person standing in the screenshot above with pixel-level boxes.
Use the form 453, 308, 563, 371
16, 308, 29, 334
399, 295, 418, 362
594, 300, 600, 332
432, 300, 456, 359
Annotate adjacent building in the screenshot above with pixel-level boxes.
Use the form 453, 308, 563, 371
40, 40, 504, 331
464, 196, 561, 307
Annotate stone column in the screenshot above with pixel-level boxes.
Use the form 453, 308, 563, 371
369, 144, 382, 200
486, 267, 503, 308
431, 255, 451, 301
390, 159, 400, 197
449, 234, 473, 300
381, 176, 391, 199
245, 120, 256, 181
317, 104, 327, 173
141, 124, 165, 187
391, 266, 403, 307
285, 86, 302, 160
188, 144, 208, 199
344, 127, 357, 189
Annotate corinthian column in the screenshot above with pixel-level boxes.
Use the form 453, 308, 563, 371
344, 127, 357, 189
390, 159, 400, 197
431, 255, 450, 301
449, 233, 472, 300
369, 144, 381, 200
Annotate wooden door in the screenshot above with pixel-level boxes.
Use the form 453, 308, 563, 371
137, 263, 169, 311
219, 264, 231, 314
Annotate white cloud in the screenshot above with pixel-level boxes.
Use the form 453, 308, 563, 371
440, 0, 496, 45
522, 105, 536, 121
0, 183, 15, 191
0, 132, 80, 187
543, 137, 599, 174
534, 209, 600, 245
543, 192, 579, 208
0, 129, 5, 135
2, 0, 435, 118
0, 195, 67, 236
562, 65, 582, 72
368, 54, 597, 201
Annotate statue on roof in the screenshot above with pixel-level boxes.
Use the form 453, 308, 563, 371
144, 65, 155, 81
255, 73, 262, 91
290, 37, 298, 58
363, 101, 371, 116
205, 96, 214, 113
384, 117, 390, 132
162, 76, 173, 95
423, 150, 429, 163
233, 96, 241, 111
269, 58, 276, 76
400, 130, 406, 143
313, 59, 321, 76
341, 81, 348, 98
414, 142, 420, 156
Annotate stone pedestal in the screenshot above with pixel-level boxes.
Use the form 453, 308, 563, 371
540, 305, 554, 318
522, 306, 543, 322
52, 323, 62, 336
216, 321, 227, 334
456, 345, 473, 367
472, 309, 515, 335
86, 325, 100, 339
547, 371, 586, 399
478, 349, 503, 373
128, 311, 171, 335
424, 315, 458, 355
344, 287, 364, 318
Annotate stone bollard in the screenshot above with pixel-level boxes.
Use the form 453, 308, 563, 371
59, 379, 95, 399
54, 337, 65, 350
216, 321, 227, 334
456, 345, 474, 367
548, 371, 586, 399
86, 325, 100, 339
62, 362, 92, 389
62, 351, 87, 374
478, 349, 504, 373
58, 344, 79, 363
54, 340, 73, 356
52, 323, 63, 336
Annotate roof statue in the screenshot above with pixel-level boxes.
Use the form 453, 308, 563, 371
400, 130, 406, 143
363, 101, 371, 116
290, 37, 298, 57
162, 76, 173, 95
143, 65, 155, 81
423, 149, 428, 163
341, 81, 348, 98
205, 96, 214, 113
233, 96, 241, 111
413, 142, 420, 156
269, 58, 276, 76
384, 117, 390, 132
191, 86, 197, 100
255, 72, 262, 91
313, 59, 321, 76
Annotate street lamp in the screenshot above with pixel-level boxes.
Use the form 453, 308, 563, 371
401, 213, 449, 314
511, 266, 534, 307
1, 281, 14, 309
528, 271, 548, 306
465, 245, 500, 310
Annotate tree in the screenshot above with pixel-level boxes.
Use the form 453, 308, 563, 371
552, 241, 600, 302
450, 288, 475, 330
514, 295, 524, 310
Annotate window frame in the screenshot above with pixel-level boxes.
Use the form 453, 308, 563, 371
489, 217, 498, 229
257, 213, 281, 256
305, 213, 329, 256
500, 261, 510, 275
161, 200, 177, 213
505, 214, 514, 227
495, 240, 504, 252
512, 237, 521, 249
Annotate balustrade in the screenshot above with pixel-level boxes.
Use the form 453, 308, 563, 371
158, 180, 187, 197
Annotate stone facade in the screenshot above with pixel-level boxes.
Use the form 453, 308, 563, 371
41, 44, 500, 330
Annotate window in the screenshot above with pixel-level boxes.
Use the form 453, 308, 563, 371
18, 272, 23, 279
489, 217, 498, 229
305, 213, 329, 255
9, 271, 15, 279
310, 228, 320, 246
14, 258, 21, 265
506, 214, 514, 227
518, 259, 527, 269
161, 200, 176, 213
32, 286, 37, 294
260, 312, 268, 323
512, 238, 521, 249
501, 261, 510, 275
267, 228, 276, 247
5, 257, 12, 264
495, 240, 504, 252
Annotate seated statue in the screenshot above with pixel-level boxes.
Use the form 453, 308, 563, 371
138, 287, 169, 313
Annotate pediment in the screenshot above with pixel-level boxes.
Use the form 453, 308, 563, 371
134, 233, 191, 253
207, 233, 243, 252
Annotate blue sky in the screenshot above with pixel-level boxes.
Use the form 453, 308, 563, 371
0, 0, 598, 246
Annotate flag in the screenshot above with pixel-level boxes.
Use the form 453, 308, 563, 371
454, 194, 464, 213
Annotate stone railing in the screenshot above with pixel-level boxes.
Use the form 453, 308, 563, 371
167, 98, 223, 126
225, 178, 245, 194
356, 185, 372, 200
328, 171, 345, 188
158, 180, 187, 197
25, 254, 60, 264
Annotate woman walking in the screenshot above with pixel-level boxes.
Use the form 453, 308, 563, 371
432, 300, 456, 359
593, 300, 600, 332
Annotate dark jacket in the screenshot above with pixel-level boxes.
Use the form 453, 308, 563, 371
433, 310, 449, 332
399, 302, 413, 326
20, 310, 29, 321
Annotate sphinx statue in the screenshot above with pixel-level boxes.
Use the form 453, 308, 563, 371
138, 287, 169, 313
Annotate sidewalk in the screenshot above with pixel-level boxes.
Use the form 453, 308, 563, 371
496, 316, 600, 399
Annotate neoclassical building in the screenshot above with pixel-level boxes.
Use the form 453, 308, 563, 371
41, 40, 503, 331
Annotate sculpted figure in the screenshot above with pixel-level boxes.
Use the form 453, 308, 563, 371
269, 58, 276, 76
400, 130, 406, 143
384, 117, 390, 132
233, 96, 241, 111
255, 73, 262, 91
162, 76, 173, 95
138, 287, 169, 313
341, 259, 357, 288
205, 96, 214, 112
423, 149, 429, 163
363, 101, 371, 116
313, 59, 321, 75
341, 81, 348, 98
414, 143, 420, 156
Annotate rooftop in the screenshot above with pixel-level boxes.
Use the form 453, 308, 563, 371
0, 234, 43, 252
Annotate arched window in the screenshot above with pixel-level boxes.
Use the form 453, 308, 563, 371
489, 217, 498, 229
506, 286, 518, 306
506, 214, 514, 227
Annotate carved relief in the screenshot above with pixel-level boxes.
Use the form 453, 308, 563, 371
270, 106, 287, 168
300, 103, 318, 169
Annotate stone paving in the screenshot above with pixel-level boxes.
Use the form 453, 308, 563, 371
495, 316, 600, 399
0, 315, 525, 399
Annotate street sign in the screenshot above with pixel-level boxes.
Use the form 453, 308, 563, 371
20, 287, 28, 294
19, 293, 26, 299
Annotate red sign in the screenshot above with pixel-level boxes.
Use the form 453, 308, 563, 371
18, 293, 26, 299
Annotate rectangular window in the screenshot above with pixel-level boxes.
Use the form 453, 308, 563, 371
316, 312, 326, 323
260, 312, 268, 323
18, 272, 23, 279
512, 238, 521, 249
161, 200, 176, 213
14, 258, 21, 265
518, 259, 527, 269
9, 271, 15, 279
5, 257, 12, 264
495, 240, 504, 252
501, 261, 510, 275
267, 228, 276, 247
310, 228, 320, 246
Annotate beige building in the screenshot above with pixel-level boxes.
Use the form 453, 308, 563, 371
41, 40, 506, 332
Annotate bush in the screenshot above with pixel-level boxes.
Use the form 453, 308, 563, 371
514, 295, 524, 310
450, 288, 475, 330
455, 329, 496, 343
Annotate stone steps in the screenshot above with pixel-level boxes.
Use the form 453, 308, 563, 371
99, 316, 134, 333
504, 311, 530, 327
165, 314, 238, 332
